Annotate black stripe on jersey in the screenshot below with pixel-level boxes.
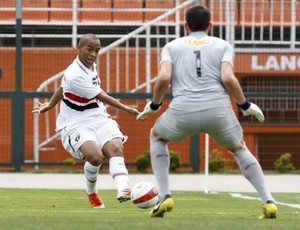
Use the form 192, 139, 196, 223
62, 98, 99, 112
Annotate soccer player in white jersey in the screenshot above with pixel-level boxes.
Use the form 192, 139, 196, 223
137, 5, 278, 219
33, 34, 139, 208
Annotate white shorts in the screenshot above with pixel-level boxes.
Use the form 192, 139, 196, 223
60, 120, 125, 159
153, 106, 243, 149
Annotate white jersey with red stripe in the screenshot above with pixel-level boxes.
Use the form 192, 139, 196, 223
56, 56, 111, 131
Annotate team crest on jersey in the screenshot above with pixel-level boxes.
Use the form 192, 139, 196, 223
74, 134, 80, 142
183, 38, 212, 47
92, 75, 100, 86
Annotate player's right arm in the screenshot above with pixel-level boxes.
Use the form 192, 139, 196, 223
32, 86, 63, 114
136, 60, 172, 120
152, 60, 172, 105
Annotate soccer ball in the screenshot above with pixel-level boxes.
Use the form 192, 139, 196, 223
131, 181, 159, 209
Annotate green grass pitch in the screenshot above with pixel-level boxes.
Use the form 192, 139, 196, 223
0, 188, 299, 230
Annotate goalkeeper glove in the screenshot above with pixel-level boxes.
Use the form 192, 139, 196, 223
136, 101, 162, 120
237, 101, 265, 122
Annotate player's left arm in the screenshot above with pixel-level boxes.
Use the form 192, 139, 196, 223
152, 60, 172, 104
221, 62, 246, 104
95, 91, 139, 118
221, 62, 265, 122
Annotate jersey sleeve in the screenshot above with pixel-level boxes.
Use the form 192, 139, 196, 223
221, 42, 234, 66
160, 44, 173, 64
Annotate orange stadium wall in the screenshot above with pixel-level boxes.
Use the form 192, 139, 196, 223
1, 48, 300, 171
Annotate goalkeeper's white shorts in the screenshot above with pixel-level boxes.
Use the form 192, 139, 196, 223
60, 120, 124, 159
153, 106, 243, 149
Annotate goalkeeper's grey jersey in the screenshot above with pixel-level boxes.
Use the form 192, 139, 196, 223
161, 31, 233, 111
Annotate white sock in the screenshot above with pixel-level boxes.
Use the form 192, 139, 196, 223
109, 156, 130, 192
150, 132, 170, 199
233, 145, 275, 204
84, 161, 100, 194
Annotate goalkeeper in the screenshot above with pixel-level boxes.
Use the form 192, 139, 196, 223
137, 5, 277, 219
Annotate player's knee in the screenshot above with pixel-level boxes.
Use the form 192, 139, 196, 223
103, 144, 124, 159
150, 128, 168, 143
112, 145, 124, 157
227, 141, 244, 154
150, 129, 156, 140
86, 153, 103, 166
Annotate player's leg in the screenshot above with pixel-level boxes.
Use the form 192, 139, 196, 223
84, 161, 100, 195
100, 121, 131, 202
209, 107, 277, 218
102, 138, 131, 202
150, 130, 170, 198
231, 145, 277, 218
150, 109, 189, 199
149, 130, 174, 217
60, 127, 105, 208
80, 141, 105, 208
148, 109, 189, 217
83, 161, 104, 208
230, 144, 275, 203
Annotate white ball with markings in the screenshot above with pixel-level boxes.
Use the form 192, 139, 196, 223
131, 181, 159, 209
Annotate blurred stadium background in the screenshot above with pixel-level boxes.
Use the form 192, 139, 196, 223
0, 0, 300, 172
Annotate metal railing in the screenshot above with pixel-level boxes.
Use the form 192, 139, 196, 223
1, 1, 299, 50
31, 71, 63, 167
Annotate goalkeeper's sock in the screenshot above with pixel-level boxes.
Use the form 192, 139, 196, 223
150, 131, 171, 199
84, 161, 101, 194
109, 156, 130, 191
233, 145, 275, 204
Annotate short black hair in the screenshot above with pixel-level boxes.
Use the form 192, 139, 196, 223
185, 5, 211, 32
78, 34, 99, 46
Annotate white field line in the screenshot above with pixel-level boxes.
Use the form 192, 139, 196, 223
230, 193, 300, 209
0, 196, 85, 200
5, 208, 300, 216
2, 194, 300, 215
5, 209, 122, 214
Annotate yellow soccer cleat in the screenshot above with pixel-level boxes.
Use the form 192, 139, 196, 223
149, 194, 174, 217
259, 201, 278, 219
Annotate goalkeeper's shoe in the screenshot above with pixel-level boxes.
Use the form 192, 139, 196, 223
87, 193, 105, 208
149, 194, 174, 217
259, 201, 278, 219
117, 187, 131, 203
